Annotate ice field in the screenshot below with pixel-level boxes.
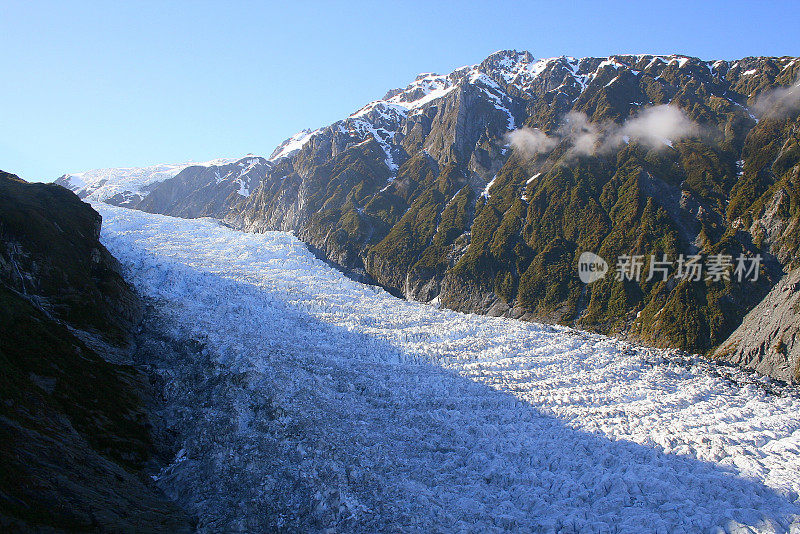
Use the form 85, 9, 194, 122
97, 204, 800, 533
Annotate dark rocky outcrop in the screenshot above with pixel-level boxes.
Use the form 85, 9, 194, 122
0, 171, 191, 532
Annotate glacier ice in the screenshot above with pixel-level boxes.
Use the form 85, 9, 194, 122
97, 204, 800, 533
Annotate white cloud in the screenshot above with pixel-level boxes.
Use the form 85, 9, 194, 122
752, 78, 800, 118
507, 105, 700, 161
558, 111, 602, 156
617, 105, 700, 149
507, 127, 558, 157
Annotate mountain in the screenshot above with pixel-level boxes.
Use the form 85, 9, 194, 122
57, 50, 800, 380
0, 171, 191, 531
135, 156, 271, 219
54, 156, 243, 206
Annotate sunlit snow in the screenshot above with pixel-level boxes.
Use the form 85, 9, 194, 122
269, 129, 319, 161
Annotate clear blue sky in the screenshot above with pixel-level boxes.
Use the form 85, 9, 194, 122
2, 0, 798, 182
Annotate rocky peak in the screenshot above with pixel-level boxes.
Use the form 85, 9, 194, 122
269, 129, 318, 160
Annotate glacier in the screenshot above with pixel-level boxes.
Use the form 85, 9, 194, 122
96, 204, 800, 533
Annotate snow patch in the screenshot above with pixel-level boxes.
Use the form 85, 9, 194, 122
481, 175, 497, 198
526, 172, 541, 185
269, 129, 319, 161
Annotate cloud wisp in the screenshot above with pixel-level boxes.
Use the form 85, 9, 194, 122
558, 111, 603, 156
506, 127, 558, 158
752, 77, 800, 119
508, 105, 701, 159
617, 105, 700, 149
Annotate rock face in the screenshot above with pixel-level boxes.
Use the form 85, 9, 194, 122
1, 171, 141, 353
715, 269, 800, 382
58, 51, 800, 362
136, 157, 269, 219
0, 171, 191, 532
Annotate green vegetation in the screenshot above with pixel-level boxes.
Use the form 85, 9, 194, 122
238, 57, 800, 356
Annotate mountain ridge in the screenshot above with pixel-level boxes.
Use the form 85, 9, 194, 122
55, 49, 800, 380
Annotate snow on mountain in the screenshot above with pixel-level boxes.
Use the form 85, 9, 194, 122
55, 157, 242, 205
269, 129, 319, 161
385, 73, 459, 110
56, 51, 765, 207
356, 51, 674, 117
342, 106, 406, 172
345, 52, 533, 125
221, 156, 265, 196
54, 51, 573, 207
271, 50, 731, 177
97, 204, 800, 532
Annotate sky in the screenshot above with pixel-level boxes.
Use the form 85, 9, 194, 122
1, 0, 798, 182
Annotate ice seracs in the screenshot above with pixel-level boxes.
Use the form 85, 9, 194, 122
96, 204, 800, 533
